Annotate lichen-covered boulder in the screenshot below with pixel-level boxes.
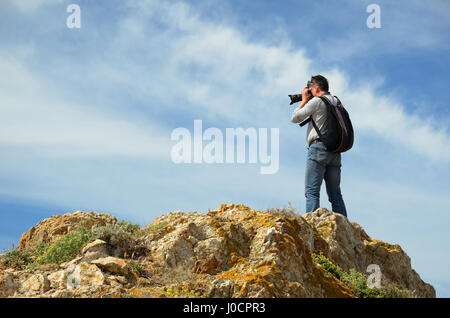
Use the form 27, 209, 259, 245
18, 211, 117, 251
304, 208, 435, 297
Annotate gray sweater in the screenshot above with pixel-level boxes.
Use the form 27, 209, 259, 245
290, 92, 339, 147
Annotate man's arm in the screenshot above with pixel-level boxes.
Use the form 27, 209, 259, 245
291, 96, 319, 123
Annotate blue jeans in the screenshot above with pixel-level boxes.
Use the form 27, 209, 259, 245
305, 141, 347, 217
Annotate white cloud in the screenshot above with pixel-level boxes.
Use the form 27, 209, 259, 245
346, 86, 450, 161
103, 0, 450, 162
0, 54, 170, 159
105, 0, 310, 125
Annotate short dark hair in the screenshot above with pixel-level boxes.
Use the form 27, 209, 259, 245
310, 75, 329, 92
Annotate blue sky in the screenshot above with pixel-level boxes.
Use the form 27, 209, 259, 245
1, 0, 449, 296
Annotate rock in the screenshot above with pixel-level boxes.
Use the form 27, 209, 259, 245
91, 257, 129, 276
20, 274, 50, 295
18, 211, 117, 251
136, 277, 151, 286
81, 239, 109, 255
49, 289, 74, 298
98, 286, 122, 298
81, 239, 109, 263
48, 262, 105, 291
194, 255, 221, 274
105, 274, 128, 287
47, 270, 65, 289
0, 271, 18, 297
74, 262, 105, 289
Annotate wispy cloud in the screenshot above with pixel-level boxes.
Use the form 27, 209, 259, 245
0, 54, 170, 159
89, 0, 450, 162
345, 84, 450, 162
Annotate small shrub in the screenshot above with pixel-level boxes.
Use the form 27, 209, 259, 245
117, 220, 141, 235
3, 220, 141, 270
0, 249, 32, 270
29, 226, 93, 268
128, 261, 147, 277
90, 222, 147, 259
367, 285, 414, 298
142, 221, 169, 235
312, 252, 345, 280
266, 202, 299, 218
340, 268, 371, 297
90, 223, 134, 246
312, 252, 412, 298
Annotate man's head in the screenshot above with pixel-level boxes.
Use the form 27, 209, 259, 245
308, 75, 329, 96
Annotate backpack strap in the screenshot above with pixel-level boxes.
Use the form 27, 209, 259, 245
303, 95, 336, 143
310, 117, 324, 140
299, 117, 311, 127
310, 96, 333, 140
318, 95, 333, 107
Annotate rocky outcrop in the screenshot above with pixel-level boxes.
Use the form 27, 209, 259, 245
303, 208, 435, 297
18, 211, 117, 251
0, 204, 435, 298
140, 204, 351, 297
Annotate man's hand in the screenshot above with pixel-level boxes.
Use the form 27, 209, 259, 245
301, 87, 313, 102
296, 87, 312, 110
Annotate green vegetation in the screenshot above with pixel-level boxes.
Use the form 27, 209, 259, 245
128, 260, 147, 277
90, 223, 134, 246
160, 287, 202, 298
312, 252, 345, 280
141, 221, 169, 235
117, 220, 141, 235
0, 226, 93, 270
0, 248, 32, 270
312, 252, 413, 298
0, 218, 143, 270
265, 202, 298, 218
28, 226, 93, 268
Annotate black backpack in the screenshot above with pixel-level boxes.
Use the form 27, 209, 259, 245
311, 95, 354, 153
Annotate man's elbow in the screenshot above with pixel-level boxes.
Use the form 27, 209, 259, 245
291, 114, 303, 123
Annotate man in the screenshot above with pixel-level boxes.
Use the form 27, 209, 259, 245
290, 75, 347, 217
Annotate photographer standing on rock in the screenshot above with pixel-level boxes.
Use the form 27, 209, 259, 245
290, 75, 348, 217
